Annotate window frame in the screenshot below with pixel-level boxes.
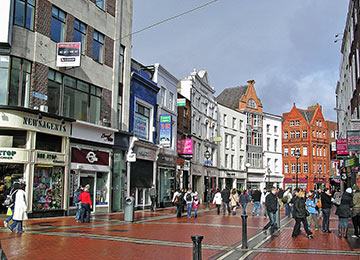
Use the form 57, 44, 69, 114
93, 30, 104, 63
51, 6, 66, 43
74, 19, 87, 55
14, 0, 35, 30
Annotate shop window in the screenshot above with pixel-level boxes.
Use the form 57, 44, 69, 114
14, 0, 35, 30
0, 56, 10, 105
0, 130, 26, 148
9, 57, 32, 107
96, 172, 108, 205
35, 133, 62, 152
159, 168, 175, 204
47, 70, 62, 115
134, 102, 151, 140
33, 166, 63, 211
93, 30, 104, 63
69, 170, 79, 207
74, 19, 86, 54
51, 6, 66, 43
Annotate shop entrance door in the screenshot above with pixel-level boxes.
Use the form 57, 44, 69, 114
80, 173, 95, 212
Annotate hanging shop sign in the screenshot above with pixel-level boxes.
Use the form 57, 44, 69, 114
56, 42, 81, 67
177, 139, 193, 154
347, 130, 360, 151
71, 147, 109, 165
0, 149, 28, 162
159, 115, 172, 148
35, 151, 66, 165
336, 138, 349, 156
177, 98, 186, 106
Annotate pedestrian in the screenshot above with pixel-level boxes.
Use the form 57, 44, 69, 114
184, 189, 193, 218
149, 184, 156, 212
261, 188, 269, 218
79, 184, 92, 223
239, 190, 250, 215
277, 188, 285, 209
320, 188, 332, 233
229, 188, 239, 215
352, 185, 360, 238
283, 188, 293, 218
263, 187, 278, 234
252, 188, 261, 216
172, 189, 183, 218
292, 190, 313, 239
3, 182, 20, 228
181, 188, 186, 213
73, 185, 83, 223
212, 189, 222, 215
221, 187, 231, 215
193, 194, 200, 218
335, 187, 353, 238
306, 190, 319, 231
8, 182, 27, 233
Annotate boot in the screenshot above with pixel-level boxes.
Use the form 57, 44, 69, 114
338, 228, 342, 238
344, 228, 348, 239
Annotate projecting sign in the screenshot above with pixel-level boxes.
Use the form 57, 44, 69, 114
177, 98, 186, 106
336, 138, 349, 156
159, 115, 172, 148
347, 130, 360, 151
56, 42, 81, 67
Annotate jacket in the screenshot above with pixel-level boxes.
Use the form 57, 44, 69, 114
79, 191, 92, 206
353, 192, 360, 217
13, 189, 27, 221
212, 192, 222, 205
239, 193, 250, 204
252, 190, 261, 202
306, 197, 318, 214
184, 192, 193, 203
320, 192, 332, 209
293, 196, 307, 219
265, 192, 278, 213
221, 189, 230, 203
335, 192, 353, 218
229, 193, 239, 207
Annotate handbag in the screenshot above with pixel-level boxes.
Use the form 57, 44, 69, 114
6, 207, 12, 216
316, 199, 322, 209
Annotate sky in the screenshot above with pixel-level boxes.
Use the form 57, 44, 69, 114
131, 0, 349, 122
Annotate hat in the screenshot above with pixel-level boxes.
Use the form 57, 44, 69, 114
346, 187, 353, 194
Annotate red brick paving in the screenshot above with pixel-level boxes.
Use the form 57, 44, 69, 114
247, 253, 359, 260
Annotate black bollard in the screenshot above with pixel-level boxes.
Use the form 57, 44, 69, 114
191, 235, 204, 260
276, 203, 280, 230
241, 214, 248, 249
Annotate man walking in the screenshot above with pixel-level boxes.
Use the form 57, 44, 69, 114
263, 187, 278, 234
184, 190, 193, 218
252, 188, 261, 216
221, 187, 231, 215
149, 184, 156, 212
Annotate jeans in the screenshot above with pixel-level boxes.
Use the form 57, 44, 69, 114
352, 215, 360, 236
292, 217, 312, 237
187, 203, 192, 218
75, 202, 81, 221
241, 203, 247, 215
5, 210, 14, 223
194, 207, 198, 217
252, 201, 260, 216
285, 203, 293, 217
222, 201, 231, 214
264, 211, 277, 233
216, 204, 221, 215
9, 220, 23, 233
80, 203, 91, 223
307, 213, 319, 229
338, 217, 349, 229
150, 196, 156, 211
322, 208, 331, 231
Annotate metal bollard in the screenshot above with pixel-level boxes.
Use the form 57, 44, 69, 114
191, 235, 203, 260
276, 203, 280, 230
241, 214, 248, 249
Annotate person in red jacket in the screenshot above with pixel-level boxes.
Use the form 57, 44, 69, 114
79, 184, 92, 223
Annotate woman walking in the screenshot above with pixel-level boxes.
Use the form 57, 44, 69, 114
229, 188, 239, 215
8, 182, 27, 233
292, 190, 313, 239
79, 184, 92, 223
335, 187, 353, 238
239, 190, 250, 215
212, 189, 222, 215
352, 186, 360, 238
306, 190, 319, 230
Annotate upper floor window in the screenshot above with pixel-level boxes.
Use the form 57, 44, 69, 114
331, 131, 334, 138
302, 130, 307, 138
284, 163, 289, 174
74, 19, 86, 54
93, 30, 104, 63
14, 0, 35, 30
295, 120, 300, 126
296, 131, 300, 138
316, 120, 319, 126
319, 121, 322, 126
303, 146, 308, 156
223, 114, 227, 126
323, 132, 326, 139
312, 130, 315, 137
290, 121, 294, 126
169, 92, 174, 110
51, 6, 66, 42
284, 148, 288, 157
274, 139, 278, 152
274, 125, 278, 134
160, 87, 166, 106
284, 132, 288, 139
134, 102, 151, 140
232, 118, 236, 129
247, 99, 256, 109
290, 131, 295, 138
266, 124, 270, 133
239, 120, 243, 131
95, 0, 105, 10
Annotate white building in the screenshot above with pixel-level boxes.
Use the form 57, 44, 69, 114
217, 104, 247, 190
263, 112, 283, 189
178, 69, 218, 202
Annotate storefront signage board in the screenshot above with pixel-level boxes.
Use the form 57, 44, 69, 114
71, 122, 116, 145
56, 42, 81, 67
35, 151, 66, 165
177, 139, 193, 154
71, 148, 109, 166
135, 146, 156, 161
336, 138, 349, 156
347, 130, 360, 151
177, 98, 186, 106
159, 115, 172, 148
0, 149, 28, 162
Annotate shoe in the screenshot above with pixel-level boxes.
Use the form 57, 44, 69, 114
326, 230, 332, 233
315, 228, 319, 231
3, 221, 7, 228
351, 235, 358, 238
252, 212, 254, 216
7, 227, 13, 233
307, 235, 314, 239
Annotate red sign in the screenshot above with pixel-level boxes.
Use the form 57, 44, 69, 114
347, 130, 360, 151
177, 139, 193, 154
336, 138, 349, 156
71, 148, 109, 165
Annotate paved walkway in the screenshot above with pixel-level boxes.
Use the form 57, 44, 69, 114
0, 205, 359, 259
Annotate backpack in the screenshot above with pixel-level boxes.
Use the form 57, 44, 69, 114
186, 193, 192, 201
4, 189, 17, 207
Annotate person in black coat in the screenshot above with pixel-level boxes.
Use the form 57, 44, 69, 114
335, 187, 353, 238
221, 187, 231, 215
321, 188, 333, 233
291, 190, 313, 239
263, 187, 278, 234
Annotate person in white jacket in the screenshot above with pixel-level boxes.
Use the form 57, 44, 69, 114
261, 188, 269, 218
213, 189, 222, 215
8, 183, 27, 233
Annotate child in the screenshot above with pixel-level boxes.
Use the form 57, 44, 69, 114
193, 196, 200, 218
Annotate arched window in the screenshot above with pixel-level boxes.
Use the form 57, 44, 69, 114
247, 99, 256, 108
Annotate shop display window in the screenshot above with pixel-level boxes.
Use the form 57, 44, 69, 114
0, 164, 24, 213
33, 166, 63, 211
159, 168, 175, 203
96, 172, 108, 205
0, 130, 26, 148
35, 133, 62, 152
69, 170, 79, 207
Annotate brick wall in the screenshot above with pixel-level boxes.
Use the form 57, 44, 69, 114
86, 26, 94, 58
30, 62, 49, 108
35, 0, 52, 37
100, 88, 112, 126
104, 36, 114, 68
107, 0, 116, 17
65, 14, 75, 42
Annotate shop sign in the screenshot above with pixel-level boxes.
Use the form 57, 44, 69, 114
36, 152, 65, 164
177, 139, 193, 154
135, 146, 156, 161
347, 130, 360, 151
71, 122, 116, 145
158, 154, 176, 165
71, 148, 109, 165
159, 115, 172, 148
134, 113, 149, 140
126, 152, 136, 162
0, 149, 28, 162
177, 98, 186, 106
336, 138, 349, 156
56, 42, 81, 67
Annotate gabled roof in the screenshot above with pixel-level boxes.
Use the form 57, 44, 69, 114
216, 86, 248, 110
298, 109, 316, 124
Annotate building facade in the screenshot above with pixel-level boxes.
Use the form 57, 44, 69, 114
217, 104, 247, 190
282, 104, 329, 190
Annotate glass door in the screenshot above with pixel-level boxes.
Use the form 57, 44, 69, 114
80, 173, 95, 212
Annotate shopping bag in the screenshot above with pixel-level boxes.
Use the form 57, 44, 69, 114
6, 208, 12, 216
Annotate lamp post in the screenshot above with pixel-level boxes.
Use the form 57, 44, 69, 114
267, 167, 271, 190
204, 149, 211, 209
295, 150, 301, 189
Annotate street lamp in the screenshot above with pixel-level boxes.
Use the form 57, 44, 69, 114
204, 149, 211, 209
267, 167, 271, 190
295, 150, 301, 189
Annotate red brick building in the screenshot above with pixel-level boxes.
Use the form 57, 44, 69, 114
282, 104, 329, 190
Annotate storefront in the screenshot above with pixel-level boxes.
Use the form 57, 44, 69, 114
157, 153, 176, 207
0, 107, 72, 217
69, 121, 116, 215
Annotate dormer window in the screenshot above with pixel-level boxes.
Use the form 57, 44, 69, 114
247, 99, 256, 109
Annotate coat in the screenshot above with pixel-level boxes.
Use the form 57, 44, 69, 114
335, 192, 353, 218
13, 189, 27, 221
229, 193, 239, 207
293, 196, 307, 219
221, 189, 230, 203
265, 192, 278, 213
239, 193, 250, 204
353, 192, 360, 217
212, 192, 222, 205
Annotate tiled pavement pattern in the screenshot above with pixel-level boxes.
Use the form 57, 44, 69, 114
0, 206, 359, 260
